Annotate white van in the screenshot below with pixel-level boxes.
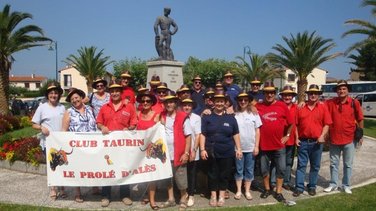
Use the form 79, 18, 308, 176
355, 91, 376, 117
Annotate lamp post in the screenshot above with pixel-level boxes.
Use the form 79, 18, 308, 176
243, 46, 251, 61
48, 41, 58, 82
242, 46, 251, 89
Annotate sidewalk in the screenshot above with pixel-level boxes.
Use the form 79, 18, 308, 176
1, 138, 375, 210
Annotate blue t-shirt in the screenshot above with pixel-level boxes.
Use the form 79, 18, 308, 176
225, 84, 241, 105
201, 112, 239, 158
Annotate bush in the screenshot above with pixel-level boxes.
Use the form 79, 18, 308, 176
1, 115, 21, 130
20, 116, 32, 128
23, 91, 42, 98
0, 119, 12, 134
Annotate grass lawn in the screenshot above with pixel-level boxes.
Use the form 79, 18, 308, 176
0, 126, 38, 144
0, 183, 375, 210
364, 119, 376, 139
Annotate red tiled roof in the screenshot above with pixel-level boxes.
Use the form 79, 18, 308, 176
9, 75, 47, 82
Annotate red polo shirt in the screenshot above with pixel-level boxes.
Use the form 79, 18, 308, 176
122, 86, 136, 104
96, 101, 137, 131
256, 101, 293, 151
296, 102, 332, 139
325, 97, 363, 145
286, 103, 297, 146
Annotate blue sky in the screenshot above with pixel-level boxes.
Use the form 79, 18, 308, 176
2, 0, 373, 80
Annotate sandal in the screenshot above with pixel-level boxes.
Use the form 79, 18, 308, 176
217, 197, 225, 207
209, 196, 217, 207
234, 192, 242, 200
50, 191, 57, 201
150, 204, 160, 210
224, 190, 230, 199
59, 192, 67, 199
245, 192, 253, 200
141, 198, 149, 205
179, 201, 187, 210
75, 195, 84, 203
160, 199, 176, 208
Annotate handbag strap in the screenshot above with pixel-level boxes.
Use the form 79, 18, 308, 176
351, 99, 359, 126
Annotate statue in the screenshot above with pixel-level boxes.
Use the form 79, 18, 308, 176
154, 7, 178, 61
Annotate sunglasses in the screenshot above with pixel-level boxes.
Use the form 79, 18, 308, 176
194, 81, 201, 84
141, 99, 152, 104
238, 98, 249, 102
96, 84, 104, 88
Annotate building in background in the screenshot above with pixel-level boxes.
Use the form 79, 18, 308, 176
59, 66, 113, 94
273, 67, 327, 92
9, 74, 47, 91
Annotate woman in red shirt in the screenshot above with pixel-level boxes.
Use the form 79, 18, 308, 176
136, 91, 160, 210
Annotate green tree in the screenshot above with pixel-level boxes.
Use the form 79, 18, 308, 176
65, 46, 112, 93
348, 42, 376, 80
0, 4, 51, 114
233, 53, 284, 90
267, 31, 340, 103
183, 57, 238, 87
113, 58, 148, 90
342, 0, 376, 54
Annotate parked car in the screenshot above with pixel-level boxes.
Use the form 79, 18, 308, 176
355, 91, 376, 117
10, 99, 28, 116
24, 100, 40, 114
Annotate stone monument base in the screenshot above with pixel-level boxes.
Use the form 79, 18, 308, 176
146, 60, 184, 92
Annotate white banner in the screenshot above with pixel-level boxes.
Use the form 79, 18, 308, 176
46, 123, 172, 186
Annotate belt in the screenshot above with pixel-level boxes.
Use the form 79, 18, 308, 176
300, 138, 317, 143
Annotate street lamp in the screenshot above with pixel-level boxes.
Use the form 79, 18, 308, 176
48, 41, 58, 82
243, 46, 251, 61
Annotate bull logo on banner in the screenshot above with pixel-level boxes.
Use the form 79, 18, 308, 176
48, 148, 73, 171
140, 139, 167, 163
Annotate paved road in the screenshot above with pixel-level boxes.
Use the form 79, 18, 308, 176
1, 138, 375, 210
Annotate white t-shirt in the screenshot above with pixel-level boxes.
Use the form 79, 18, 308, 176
188, 113, 201, 161
166, 114, 192, 161
235, 111, 262, 152
32, 102, 66, 150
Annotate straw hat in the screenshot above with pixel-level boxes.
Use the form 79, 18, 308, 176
66, 88, 86, 103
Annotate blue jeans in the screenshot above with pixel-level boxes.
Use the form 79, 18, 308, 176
270, 145, 295, 186
295, 139, 323, 192
329, 142, 355, 188
235, 152, 255, 181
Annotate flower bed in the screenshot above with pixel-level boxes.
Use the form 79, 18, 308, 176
0, 115, 45, 166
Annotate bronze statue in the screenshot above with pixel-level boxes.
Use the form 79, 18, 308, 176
154, 7, 178, 60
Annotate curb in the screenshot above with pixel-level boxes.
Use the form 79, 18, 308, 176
0, 160, 46, 175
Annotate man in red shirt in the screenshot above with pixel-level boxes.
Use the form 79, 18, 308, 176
96, 82, 137, 207
270, 85, 298, 191
120, 70, 136, 105
324, 80, 364, 194
256, 82, 293, 203
293, 84, 332, 197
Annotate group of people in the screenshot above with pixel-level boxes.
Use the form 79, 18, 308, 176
31, 70, 364, 209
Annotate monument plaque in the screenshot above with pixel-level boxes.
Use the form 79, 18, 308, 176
147, 60, 184, 92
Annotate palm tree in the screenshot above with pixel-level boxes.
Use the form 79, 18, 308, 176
0, 4, 51, 115
65, 46, 113, 93
233, 53, 284, 90
267, 31, 340, 103
342, 0, 376, 54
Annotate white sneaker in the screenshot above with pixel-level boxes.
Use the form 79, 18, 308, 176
324, 185, 338, 193
343, 186, 352, 194
187, 196, 194, 207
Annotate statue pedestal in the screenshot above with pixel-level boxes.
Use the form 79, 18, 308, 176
147, 60, 184, 92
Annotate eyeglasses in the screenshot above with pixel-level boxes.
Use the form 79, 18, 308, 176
141, 99, 152, 104
238, 98, 249, 102
96, 84, 104, 88
225, 76, 233, 79
194, 81, 201, 84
